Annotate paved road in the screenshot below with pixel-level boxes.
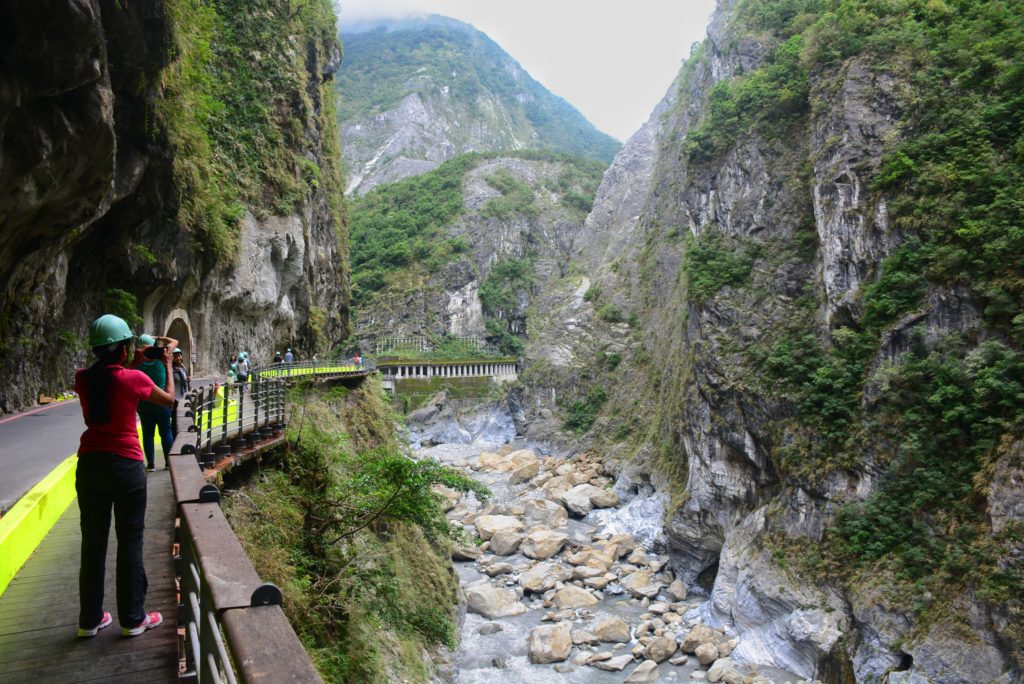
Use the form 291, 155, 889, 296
0, 377, 217, 514
0, 401, 84, 514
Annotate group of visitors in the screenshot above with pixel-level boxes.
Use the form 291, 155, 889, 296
227, 351, 250, 384
73, 314, 184, 641
131, 333, 187, 472
272, 348, 296, 365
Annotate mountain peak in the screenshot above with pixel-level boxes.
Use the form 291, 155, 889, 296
335, 15, 619, 195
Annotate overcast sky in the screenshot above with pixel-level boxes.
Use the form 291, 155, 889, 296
334, 0, 717, 142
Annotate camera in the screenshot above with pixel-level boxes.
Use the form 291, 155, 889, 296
143, 345, 165, 360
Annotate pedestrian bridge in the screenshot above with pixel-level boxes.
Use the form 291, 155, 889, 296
0, 360, 373, 683
377, 356, 517, 384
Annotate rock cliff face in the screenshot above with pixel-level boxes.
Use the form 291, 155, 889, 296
512, 0, 1023, 681
0, 0, 349, 412
351, 152, 603, 353
336, 16, 619, 195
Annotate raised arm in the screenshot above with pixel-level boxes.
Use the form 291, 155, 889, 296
146, 347, 175, 408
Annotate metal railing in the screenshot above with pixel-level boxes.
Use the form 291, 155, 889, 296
170, 389, 321, 683
168, 359, 376, 682
188, 379, 286, 470
252, 358, 375, 380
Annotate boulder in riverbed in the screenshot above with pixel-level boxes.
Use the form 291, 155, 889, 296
666, 578, 687, 601
508, 449, 539, 470
679, 624, 724, 653
695, 642, 719, 666
482, 561, 514, 576
523, 499, 568, 528
528, 621, 572, 663
520, 529, 569, 560
561, 484, 600, 516
593, 654, 634, 671
519, 561, 572, 593
571, 629, 599, 645
590, 487, 620, 508
510, 461, 540, 484
592, 616, 631, 643
474, 515, 524, 541
706, 657, 735, 683
452, 544, 482, 561
644, 635, 677, 662
553, 584, 599, 609
488, 530, 523, 556
572, 565, 604, 580
624, 660, 660, 682
465, 580, 528, 619
619, 570, 662, 599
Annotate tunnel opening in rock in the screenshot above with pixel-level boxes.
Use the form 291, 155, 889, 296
894, 653, 913, 672
697, 560, 719, 593
165, 317, 192, 375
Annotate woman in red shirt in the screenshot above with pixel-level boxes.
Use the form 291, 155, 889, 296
75, 314, 175, 638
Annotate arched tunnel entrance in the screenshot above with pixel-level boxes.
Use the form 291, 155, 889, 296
163, 311, 194, 377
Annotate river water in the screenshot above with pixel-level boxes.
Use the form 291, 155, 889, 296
417, 441, 804, 684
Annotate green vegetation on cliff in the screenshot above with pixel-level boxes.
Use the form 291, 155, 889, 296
347, 150, 604, 306
225, 379, 487, 681
337, 17, 620, 163
162, 0, 346, 261
679, 0, 1024, 624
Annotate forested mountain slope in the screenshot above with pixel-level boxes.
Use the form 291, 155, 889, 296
347, 149, 605, 356
335, 16, 620, 195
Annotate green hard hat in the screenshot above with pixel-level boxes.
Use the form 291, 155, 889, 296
173, 348, 183, 354
138, 334, 155, 346
88, 314, 134, 348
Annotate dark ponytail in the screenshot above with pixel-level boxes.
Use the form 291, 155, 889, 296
83, 341, 129, 425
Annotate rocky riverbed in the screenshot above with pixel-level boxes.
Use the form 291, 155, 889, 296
421, 441, 810, 684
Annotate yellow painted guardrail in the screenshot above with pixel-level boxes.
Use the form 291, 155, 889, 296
0, 454, 78, 596
255, 363, 360, 378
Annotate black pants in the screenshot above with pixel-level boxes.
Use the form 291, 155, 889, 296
138, 402, 172, 468
77, 453, 148, 629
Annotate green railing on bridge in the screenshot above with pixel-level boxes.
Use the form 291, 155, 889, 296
253, 359, 374, 379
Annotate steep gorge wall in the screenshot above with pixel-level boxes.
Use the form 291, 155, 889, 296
518, 0, 1022, 680
0, 0, 349, 412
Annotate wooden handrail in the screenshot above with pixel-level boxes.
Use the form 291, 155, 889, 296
169, 391, 322, 683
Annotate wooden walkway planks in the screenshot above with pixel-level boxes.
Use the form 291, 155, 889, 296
0, 469, 179, 683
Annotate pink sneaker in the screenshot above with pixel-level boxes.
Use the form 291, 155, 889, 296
122, 611, 163, 637
77, 611, 113, 637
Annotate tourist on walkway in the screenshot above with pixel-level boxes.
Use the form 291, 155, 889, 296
75, 314, 172, 638
133, 333, 178, 471
236, 352, 250, 384
284, 348, 294, 365
273, 350, 283, 364
170, 348, 190, 436
172, 349, 190, 400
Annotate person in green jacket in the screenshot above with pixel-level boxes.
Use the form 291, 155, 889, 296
132, 333, 178, 471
